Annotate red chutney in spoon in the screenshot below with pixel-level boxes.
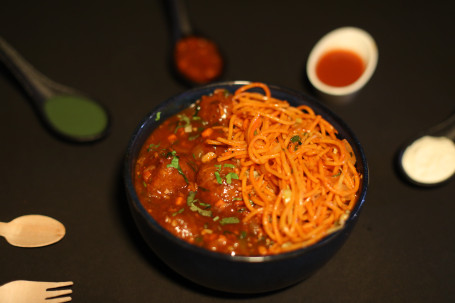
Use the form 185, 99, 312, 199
174, 36, 223, 84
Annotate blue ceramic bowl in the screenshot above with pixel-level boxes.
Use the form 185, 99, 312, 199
124, 81, 368, 294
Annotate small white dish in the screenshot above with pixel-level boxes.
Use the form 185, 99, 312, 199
306, 27, 378, 103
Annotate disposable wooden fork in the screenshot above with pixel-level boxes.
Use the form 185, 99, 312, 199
0, 280, 73, 303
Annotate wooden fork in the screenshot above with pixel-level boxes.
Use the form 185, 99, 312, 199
0, 280, 73, 303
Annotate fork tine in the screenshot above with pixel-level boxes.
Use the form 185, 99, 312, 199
45, 281, 74, 290
44, 281, 73, 302
46, 288, 73, 298
46, 296, 72, 303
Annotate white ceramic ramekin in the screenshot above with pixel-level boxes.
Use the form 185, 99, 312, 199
306, 27, 378, 103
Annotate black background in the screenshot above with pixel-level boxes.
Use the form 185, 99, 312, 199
1, 0, 454, 302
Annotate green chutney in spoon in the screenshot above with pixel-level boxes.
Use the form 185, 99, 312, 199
0, 36, 110, 143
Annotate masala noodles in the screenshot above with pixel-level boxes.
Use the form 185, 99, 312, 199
134, 82, 361, 255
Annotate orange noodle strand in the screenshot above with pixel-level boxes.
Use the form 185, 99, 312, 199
208, 82, 361, 254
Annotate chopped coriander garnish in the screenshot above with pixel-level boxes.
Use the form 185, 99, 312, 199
187, 191, 196, 204
179, 114, 191, 125
168, 154, 179, 168
199, 202, 211, 209
172, 208, 184, 216
291, 135, 303, 151
220, 217, 240, 225
174, 114, 192, 133
164, 150, 175, 158
196, 207, 212, 217
239, 231, 247, 239
147, 143, 160, 152
166, 151, 189, 184
155, 112, 161, 121
214, 164, 238, 184
187, 191, 212, 217
290, 135, 301, 143
214, 171, 223, 184
225, 172, 239, 184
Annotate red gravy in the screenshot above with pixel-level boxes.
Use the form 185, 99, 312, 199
174, 36, 223, 84
134, 90, 268, 256
316, 49, 365, 87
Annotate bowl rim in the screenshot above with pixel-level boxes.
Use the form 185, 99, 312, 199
124, 80, 369, 263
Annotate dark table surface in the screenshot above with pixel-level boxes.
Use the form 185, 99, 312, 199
1, 1, 454, 302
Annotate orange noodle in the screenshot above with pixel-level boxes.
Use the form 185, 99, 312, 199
207, 83, 361, 254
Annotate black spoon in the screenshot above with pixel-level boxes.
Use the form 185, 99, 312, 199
397, 110, 455, 186
167, 0, 224, 85
0, 36, 110, 143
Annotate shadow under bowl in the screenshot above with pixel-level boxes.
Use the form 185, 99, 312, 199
123, 81, 369, 294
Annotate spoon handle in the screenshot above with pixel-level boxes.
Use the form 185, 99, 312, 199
430, 110, 455, 141
168, 0, 193, 41
0, 36, 54, 103
0, 221, 6, 239
0, 37, 77, 104
443, 111, 455, 140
